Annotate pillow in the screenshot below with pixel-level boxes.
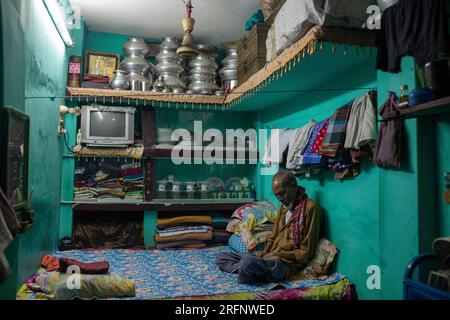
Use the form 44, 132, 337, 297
303, 238, 339, 280
227, 200, 278, 233
35, 272, 135, 300
228, 234, 264, 254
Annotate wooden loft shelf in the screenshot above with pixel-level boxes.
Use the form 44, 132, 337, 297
67, 87, 225, 106
382, 96, 450, 120
225, 26, 376, 106
66, 26, 375, 109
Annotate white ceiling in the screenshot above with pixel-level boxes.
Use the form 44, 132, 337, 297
70, 0, 261, 45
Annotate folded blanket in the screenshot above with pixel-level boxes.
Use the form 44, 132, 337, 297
157, 225, 211, 234
157, 216, 212, 228
154, 230, 213, 243
157, 228, 211, 238
156, 241, 206, 249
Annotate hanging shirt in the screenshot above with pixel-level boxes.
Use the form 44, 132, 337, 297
263, 128, 296, 166
376, 0, 450, 73
344, 93, 377, 149
286, 120, 317, 170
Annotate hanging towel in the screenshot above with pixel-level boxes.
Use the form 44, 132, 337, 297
319, 101, 353, 157
286, 120, 317, 169
373, 92, 403, 168
302, 120, 329, 165
344, 94, 377, 150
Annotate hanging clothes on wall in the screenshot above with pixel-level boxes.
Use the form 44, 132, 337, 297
302, 119, 329, 165
344, 93, 377, 155
373, 92, 403, 168
263, 128, 297, 166
376, 0, 450, 73
286, 120, 317, 170
319, 100, 353, 158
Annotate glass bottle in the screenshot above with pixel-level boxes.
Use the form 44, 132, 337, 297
399, 85, 409, 106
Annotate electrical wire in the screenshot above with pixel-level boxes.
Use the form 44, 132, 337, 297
63, 130, 75, 154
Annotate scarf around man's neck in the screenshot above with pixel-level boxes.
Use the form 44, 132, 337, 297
289, 188, 308, 249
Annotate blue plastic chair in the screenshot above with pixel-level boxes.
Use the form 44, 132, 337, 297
403, 253, 450, 300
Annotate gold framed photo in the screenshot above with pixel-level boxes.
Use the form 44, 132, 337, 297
84, 51, 121, 80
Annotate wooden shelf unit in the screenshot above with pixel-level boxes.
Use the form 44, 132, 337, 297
67, 200, 255, 213
67, 26, 376, 110
148, 145, 259, 161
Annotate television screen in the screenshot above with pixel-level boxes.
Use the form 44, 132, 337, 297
90, 111, 126, 137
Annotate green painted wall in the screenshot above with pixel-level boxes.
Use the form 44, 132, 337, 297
0, 0, 71, 299
436, 115, 450, 236
0, 0, 26, 299
257, 44, 380, 300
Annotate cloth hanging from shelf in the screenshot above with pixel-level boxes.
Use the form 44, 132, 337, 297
344, 93, 377, 150
376, 0, 450, 73
286, 120, 317, 169
373, 92, 403, 168
302, 119, 329, 165
319, 101, 353, 157
263, 128, 297, 166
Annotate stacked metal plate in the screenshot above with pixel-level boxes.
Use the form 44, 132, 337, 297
154, 37, 186, 93
219, 45, 238, 93
187, 44, 219, 95
119, 37, 156, 91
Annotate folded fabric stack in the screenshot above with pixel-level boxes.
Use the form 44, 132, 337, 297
155, 215, 213, 249
264, 92, 377, 180
206, 215, 233, 247
74, 161, 144, 201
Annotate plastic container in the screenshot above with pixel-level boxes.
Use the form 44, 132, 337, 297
408, 88, 437, 107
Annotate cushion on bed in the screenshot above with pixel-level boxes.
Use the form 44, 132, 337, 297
227, 200, 278, 233
35, 272, 135, 300
228, 234, 265, 253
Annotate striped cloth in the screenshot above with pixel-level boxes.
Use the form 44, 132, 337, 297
157, 225, 211, 234
319, 100, 353, 157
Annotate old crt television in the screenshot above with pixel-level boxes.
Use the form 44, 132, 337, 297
80, 105, 136, 147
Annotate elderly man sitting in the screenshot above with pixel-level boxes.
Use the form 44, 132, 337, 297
216, 171, 322, 284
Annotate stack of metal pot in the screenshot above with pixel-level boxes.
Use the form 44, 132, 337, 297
153, 37, 186, 93
110, 37, 156, 91
219, 46, 238, 93
187, 44, 219, 95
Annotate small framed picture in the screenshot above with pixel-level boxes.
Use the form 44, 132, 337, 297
84, 51, 120, 80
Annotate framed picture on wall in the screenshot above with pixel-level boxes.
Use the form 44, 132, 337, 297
0, 106, 29, 210
84, 51, 120, 81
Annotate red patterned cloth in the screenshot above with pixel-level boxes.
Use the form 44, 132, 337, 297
312, 121, 329, 153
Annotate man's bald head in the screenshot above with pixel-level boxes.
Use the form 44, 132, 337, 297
272, 171, 299, 207
272, 171, 297, 189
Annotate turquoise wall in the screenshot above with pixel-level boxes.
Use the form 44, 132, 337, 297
255, 47, 449, 299
257, 44, 381, 300
436, 115, 450, 235
0, 0, 71, 299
